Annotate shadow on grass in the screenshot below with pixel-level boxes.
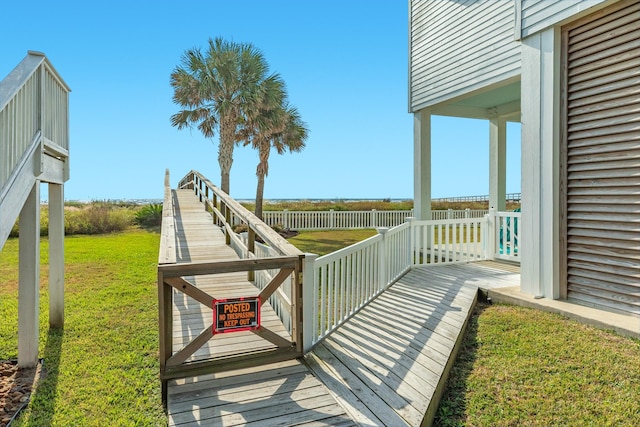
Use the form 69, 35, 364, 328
20, 327, 63, 426
433, 301, 488, 427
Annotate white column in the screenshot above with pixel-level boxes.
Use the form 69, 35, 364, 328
521, 27, 561, 299
489, 117, 507, 211
18, 183, 40, 367
48, 183, 64, 328
413, 109, 431, 221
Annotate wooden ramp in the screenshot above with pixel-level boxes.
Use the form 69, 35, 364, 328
165, 189, 521, 426
305, 262, 520, 426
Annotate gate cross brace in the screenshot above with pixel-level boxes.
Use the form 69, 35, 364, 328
163, 268, 295, 367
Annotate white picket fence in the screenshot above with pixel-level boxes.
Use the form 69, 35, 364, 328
262, 208, 488, 230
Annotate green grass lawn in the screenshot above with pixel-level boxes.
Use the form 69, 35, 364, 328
435, 303, 640, 426
1, 227, 638, 425
0, 229, 166, 426
288, 229, 378, 256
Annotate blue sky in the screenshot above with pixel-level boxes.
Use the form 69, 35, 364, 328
2, 1, 521, 202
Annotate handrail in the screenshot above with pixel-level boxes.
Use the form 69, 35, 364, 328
158, 169, 176, 265
303, 223, 415, 350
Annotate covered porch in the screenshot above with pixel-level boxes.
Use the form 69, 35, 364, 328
412, 77, 530, 283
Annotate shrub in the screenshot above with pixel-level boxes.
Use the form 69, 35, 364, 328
135, 204, 163, 227
9, 207, 49, 238
64, 203, 135, 235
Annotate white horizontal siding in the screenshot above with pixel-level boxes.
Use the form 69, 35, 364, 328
410, 0, 521, 112
520, 0, 610, 38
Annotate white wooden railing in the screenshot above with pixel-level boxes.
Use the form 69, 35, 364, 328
0, 51, 70, 191
486, 208, 520, 263
430, 208, 488, 221
262, 208, 488, 230
410, 217, 486, 265
301, 215, 494, 349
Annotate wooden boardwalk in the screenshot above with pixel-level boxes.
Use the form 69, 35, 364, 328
166, 190, 352, 425
164, 189, 521, 426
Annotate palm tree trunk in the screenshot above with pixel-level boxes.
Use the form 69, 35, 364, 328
255, 173, 265, 220
254, 143, 270, 220
219, 115, 236, 195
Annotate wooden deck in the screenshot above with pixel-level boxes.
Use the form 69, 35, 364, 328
164, 189, 521, 426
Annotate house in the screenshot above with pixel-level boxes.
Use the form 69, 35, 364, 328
409, 0, 639, 316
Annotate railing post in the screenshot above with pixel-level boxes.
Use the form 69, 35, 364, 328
283, 209, 289, 229
376, 227, 389, 291
447, 208, 453, 220
223, 202, 231, 245
405, 217, 415, 265
302, 253, 318, 353
465, 208, 470, 219
371, 209, 377, 229
330, 209, 335, 229
212, 193, 219, 225
247, 228, 256, 281
484, 208, 496, 260
157, 269, 172, 408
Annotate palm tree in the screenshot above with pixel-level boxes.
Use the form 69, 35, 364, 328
242, 81, 308, 220
170, 37, 272, 195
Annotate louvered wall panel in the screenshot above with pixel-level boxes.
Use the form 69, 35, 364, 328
564, 1, 640, 316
